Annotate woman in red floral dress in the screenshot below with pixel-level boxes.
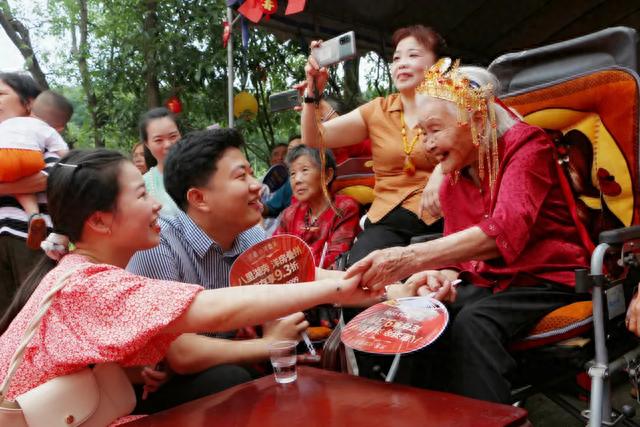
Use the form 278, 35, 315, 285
0, 148, 369, 425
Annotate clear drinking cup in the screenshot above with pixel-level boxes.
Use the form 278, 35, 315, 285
269, 340, 298, 384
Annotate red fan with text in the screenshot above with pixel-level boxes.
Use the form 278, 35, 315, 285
229, 234, 315, 286
341, 297, 449, 355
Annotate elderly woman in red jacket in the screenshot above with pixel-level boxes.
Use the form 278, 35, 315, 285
346, 59, 590, 403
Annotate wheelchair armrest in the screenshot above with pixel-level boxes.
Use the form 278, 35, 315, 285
574, 268, 592, 293
599, 225, 640, 245
409, 233, 443, 245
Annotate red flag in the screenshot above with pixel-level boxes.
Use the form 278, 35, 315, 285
222, 21, 231, 48
238, 0, 263, 23
259, 0, 277, 14
285, 0, 305, 15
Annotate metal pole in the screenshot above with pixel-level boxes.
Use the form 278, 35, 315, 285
226, 7, 234, 128
588, 242, 611, 427
386, 354, 402, 383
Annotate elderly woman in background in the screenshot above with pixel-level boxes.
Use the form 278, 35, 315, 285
301, 25, 445, 266
131, 142, 148, 174
274, 145, 360, 269
346, 59, 591, 403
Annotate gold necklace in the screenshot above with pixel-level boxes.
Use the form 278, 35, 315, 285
400, 111, 421, 176
304, 200, 331, 232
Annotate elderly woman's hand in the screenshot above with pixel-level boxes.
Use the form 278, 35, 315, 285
405, 270, 458, 303
419, 164, 444, 219
382, 270, 458, 304
344, 247, 416, 292
626, 288, 640, 336
305, 40, 329, 96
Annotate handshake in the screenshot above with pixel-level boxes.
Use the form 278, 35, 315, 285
326, 252, 459, 308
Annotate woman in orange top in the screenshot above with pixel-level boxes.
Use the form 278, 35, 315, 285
301, 25, 445, 266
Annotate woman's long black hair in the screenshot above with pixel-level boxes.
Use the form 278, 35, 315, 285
0, 72, 42, 107
0, 149, 126, 335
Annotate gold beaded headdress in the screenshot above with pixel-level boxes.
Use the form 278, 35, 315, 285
417, 58, 499, 190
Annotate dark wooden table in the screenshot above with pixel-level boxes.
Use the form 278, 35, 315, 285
125, 366, 530, 427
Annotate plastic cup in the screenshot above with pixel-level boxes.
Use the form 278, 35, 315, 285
269, 340, 298, 384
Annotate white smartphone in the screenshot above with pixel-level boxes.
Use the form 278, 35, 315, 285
311, 31, 357, 68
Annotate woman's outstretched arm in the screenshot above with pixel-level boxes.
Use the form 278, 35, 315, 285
164, 275, 370, 335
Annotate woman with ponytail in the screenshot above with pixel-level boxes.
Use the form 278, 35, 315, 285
0, 148, 370, 424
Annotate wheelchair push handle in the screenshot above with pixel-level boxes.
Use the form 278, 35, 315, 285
599, 225, 640, 245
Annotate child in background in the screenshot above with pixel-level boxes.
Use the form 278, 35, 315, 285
0, 90, 73, 249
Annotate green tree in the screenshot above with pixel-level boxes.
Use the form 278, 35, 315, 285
4, 0, 366, 170
0, 0, 49, 89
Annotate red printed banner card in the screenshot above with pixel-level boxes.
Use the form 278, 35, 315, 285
229, 234, 316, 286
341, 297, 449, 355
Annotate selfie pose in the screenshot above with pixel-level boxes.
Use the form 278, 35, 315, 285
301, 25, 446, 265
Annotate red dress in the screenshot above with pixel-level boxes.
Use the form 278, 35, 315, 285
274, 195, 360, 268
439, 122, 590, 291
0, 253, 201, 422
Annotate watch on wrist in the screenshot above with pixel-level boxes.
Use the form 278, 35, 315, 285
303, 89, 321, 104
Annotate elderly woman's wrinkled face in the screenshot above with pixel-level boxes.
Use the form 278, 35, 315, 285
289, 155, 331, 203
417, 98, 477, 174
391, 36, 436, 93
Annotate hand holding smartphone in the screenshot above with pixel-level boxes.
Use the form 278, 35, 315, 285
311, 31, 357, 68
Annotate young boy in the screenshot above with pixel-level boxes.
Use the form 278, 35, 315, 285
0, 90, 73, 249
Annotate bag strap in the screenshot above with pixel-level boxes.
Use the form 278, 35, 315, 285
0, 267, 81, 401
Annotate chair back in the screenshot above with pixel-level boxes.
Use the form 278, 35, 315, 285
489, 27, 640, 242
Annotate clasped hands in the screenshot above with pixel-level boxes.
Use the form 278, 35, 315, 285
341, 246, 458, 304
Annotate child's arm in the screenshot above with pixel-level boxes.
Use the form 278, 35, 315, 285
44, 127, 69, 157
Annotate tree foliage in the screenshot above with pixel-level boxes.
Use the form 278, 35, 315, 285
0, 0, 49, 89
3, 0, 385, 170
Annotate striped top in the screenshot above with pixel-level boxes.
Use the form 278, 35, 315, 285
0, 151, 59, 239
127, 210, 265, 289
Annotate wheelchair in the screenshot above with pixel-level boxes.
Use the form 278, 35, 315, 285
488, 26, 640, 427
